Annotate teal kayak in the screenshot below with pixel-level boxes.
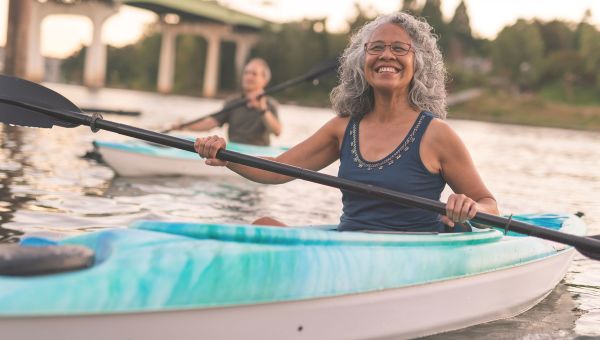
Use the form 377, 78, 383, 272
94, 139, 288, 177
0, 214, 585, 339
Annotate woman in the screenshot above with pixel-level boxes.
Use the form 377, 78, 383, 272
195, 12, 498, 232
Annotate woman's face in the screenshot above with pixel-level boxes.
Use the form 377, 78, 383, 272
364, 23, 415, 95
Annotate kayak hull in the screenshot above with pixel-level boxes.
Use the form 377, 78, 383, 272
94, 140, 287, 177
0, 214, 585, 339
0, 248, 574, 340
97, 143, 234, 177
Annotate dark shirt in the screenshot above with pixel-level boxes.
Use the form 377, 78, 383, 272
337, 111, 447, 232
211, 96, 279, 146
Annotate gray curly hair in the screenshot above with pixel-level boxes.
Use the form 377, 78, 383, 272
330, 12, 447, 119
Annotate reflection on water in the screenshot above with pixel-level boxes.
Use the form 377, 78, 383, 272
0, 84, 599, 337
424, 283, 582, 339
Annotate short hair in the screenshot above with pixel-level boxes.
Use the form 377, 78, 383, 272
330, 12, 448, 119
246, 58, 271, 84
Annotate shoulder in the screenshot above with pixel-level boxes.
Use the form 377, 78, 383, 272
313, 115, 351, 140
422, 116, 466, 155
326, 114, 351, 130
330, 115, 353, 142
425, 117, 454, 138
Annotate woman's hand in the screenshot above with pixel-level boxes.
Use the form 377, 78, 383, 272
245, 90, 268, 112
194, 135, 228, 166
441, 193, 478, 228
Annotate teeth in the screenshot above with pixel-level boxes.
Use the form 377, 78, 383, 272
377, 66, 399, 73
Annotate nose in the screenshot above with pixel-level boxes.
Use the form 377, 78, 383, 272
379, 45, 396, 59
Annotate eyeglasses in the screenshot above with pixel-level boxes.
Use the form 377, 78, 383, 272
364, 41, 412, 56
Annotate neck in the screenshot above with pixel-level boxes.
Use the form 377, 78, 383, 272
369, 90, 418, 123
243, 87, 264, 95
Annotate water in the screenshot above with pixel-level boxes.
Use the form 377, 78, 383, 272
1, 83, 599, 338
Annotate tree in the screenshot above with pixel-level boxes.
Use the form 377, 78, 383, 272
447, 0, 473, 62
492, 19, 545, 90
420, 0, 448, 51
577, 22, 600, 90
536, 20, 575, 55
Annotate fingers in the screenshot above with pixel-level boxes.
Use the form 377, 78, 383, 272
440, 215, 454, 228
246, 91, 267, 110
194, 135, 228, 166
444, 194, 477, 227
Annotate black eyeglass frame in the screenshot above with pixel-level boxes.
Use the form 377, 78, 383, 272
364, 41, 413, 56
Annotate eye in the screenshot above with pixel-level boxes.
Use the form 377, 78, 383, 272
392, 42, 410, 53
368, 42, 385, 52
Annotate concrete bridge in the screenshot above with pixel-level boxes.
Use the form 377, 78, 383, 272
8, 0, 273, 97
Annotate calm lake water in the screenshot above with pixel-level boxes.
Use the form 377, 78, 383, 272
1, 83, 599, 338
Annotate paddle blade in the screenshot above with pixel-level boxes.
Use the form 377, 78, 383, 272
0, 75, 80, 128
577, 234, 600, 260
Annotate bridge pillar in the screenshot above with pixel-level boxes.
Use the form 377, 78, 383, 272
234, 36, 257, 83
24, 0, 117, 86
83, 7, 116, 89
154, 21, 260, 97
25, 2, 43, 82
157, 26, 176, 93
203, 34, 221, 98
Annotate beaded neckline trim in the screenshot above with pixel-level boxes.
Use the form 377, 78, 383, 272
349, 113, 425, 171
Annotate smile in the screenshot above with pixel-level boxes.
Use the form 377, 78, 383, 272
376, 66, 401, 73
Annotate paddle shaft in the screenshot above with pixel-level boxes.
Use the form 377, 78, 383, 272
162, 59, 338, 133
4, 97, 600, 254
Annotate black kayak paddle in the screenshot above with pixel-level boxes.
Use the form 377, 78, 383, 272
1, 74, 599, 260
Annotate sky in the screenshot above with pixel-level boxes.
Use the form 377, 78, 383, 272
1, 0, 600, 58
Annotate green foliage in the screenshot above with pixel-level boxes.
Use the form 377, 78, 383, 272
106, 32, 160, 91
172, 35, 206, 95
539, 81, 600, 106
536, 20, 575, 54
492, 19, 545, 89
252, 18, 348, 105
447, 0, 474, 62
578, 23, 600, 85
61, 46, 85, 84
420, 0, 449, 50
219, 41, 237, 92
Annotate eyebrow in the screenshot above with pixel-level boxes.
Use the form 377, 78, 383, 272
368, 40, 409, 44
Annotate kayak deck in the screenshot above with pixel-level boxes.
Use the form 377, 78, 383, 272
0, 214, 584, 317
93, 139, 288, 176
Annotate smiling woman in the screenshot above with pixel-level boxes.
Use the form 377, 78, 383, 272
195, 11, 499, 232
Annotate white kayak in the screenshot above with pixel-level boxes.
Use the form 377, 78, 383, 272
93, 139, 288, 177
0, 214, 586, 339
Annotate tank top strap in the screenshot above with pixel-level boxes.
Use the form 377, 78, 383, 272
411, 111, 435, 146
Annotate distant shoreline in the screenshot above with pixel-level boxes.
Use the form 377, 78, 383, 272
449, 90, 600, 132
45, 82, 600, 132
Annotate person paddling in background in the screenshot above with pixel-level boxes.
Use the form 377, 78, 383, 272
195, 12, 498, 232
178, 58, 281, 146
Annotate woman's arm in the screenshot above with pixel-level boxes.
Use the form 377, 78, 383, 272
186, 116, 220, 131
262, 109, 282, 136
196, 116, 348, 184
422, 120, 499, 227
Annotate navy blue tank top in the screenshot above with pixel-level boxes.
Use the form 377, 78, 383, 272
338, 111, 446, 232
